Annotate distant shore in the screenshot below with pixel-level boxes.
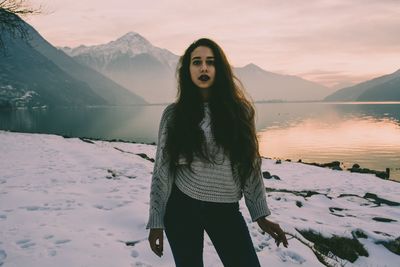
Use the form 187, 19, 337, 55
2, 100, 400, 110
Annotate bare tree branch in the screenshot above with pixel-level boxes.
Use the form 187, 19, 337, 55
0, 0, 42, 15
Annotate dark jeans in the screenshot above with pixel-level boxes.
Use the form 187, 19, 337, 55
164, 183, 261, 267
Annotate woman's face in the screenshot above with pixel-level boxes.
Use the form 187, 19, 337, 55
189, 46, 216, 90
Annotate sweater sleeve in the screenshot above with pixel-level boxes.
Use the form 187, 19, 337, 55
146, 104, 175, 229
243, 157, 272, 222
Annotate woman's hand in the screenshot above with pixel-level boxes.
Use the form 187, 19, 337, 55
148, 228, 164, 257
256, 217, 289, 248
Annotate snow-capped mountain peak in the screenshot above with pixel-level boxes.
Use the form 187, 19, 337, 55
60, 32, 178, 69
114, 31, 150, 45
106, 31, 153, 55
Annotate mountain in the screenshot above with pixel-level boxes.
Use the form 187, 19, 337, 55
324, 69, 400, 101
62, 33, 332, 103
233, 63, 333, 101
60, 32, 178, 104
0, 11, 146, 109
0, 31, 105, 108
27, 31, 147, 106
61, 32, 177, 69
0, 18, 103, 108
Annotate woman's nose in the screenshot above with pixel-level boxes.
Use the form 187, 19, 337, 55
200, 62, 208, 72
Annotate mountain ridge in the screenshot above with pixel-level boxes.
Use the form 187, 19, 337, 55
0, 13, 147, 108
324, 69, 400, 101
62, 33, 334, 103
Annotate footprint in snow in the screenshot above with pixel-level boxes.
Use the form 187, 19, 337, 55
43, 234, 54, 239
131, 261, 152, 267
16, 239, 36, 249
278, 249, 306, 264
93, 204, 113, 210
258, 240, 269, 250
54, 239, 71, 245
0, 249, 7, 264
131, 250, 139, 258
48, 249, 57, 256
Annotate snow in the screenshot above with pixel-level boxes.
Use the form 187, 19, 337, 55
0, 85, 14, 91
18, 90, 37, 100
61, 32, 178, 70
0, 130, 399, 267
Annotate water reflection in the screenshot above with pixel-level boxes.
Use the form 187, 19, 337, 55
0, 106, 164, 143
256, 102, 400, 181
1, 102, 400, 181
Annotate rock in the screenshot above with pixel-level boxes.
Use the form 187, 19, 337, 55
329, 207, 346, 212
373, 231, 393, 237
372, 217, 397, 222
331, 165, 342, 170
337, 192, 400, 207
125, 240, 141, 246
262, 171, 271, 179
271, 175, 281, 180
107, 169, 117, 177
364, 192, 400, 206
265, 188, 328, 199
79, 138, 95, 144
262, 172, 281, 180
136, 153, 154, 162
352, 229, 368, 239
297, 160, 342, 171
348, 166, 390, 180
375, 236, 400, 256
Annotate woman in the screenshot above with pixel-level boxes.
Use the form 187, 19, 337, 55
146, 37, 288, 267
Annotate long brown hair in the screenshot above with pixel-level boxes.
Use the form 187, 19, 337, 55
165, 37, 261, 188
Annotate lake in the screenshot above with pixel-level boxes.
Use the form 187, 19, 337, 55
1, 101, 399, 182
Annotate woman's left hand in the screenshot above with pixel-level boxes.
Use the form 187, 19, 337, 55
256, 217, 289, 248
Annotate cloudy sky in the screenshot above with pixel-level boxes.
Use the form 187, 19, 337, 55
26, 0, 400, 88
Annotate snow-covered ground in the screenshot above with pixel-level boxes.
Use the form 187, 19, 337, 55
0, 130, 399, 267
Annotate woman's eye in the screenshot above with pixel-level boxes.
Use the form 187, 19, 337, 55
192, 60, 214, 66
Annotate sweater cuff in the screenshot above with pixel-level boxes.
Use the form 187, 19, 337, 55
248, 199, 272, 222
146, 213, 165, 229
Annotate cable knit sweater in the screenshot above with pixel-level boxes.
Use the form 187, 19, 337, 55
146, 102, 271, 229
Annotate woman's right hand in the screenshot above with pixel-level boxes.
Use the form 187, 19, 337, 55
256, 217, 289, 248
148, 228, 164, 257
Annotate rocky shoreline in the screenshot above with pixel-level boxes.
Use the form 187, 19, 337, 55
261, 157, 398, 182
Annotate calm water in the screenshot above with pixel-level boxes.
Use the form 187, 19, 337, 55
1, 102, 399, 182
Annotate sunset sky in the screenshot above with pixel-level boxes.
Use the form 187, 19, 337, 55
26, 0, 400, 89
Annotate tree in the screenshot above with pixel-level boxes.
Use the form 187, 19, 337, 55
0, 0, 42, 50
